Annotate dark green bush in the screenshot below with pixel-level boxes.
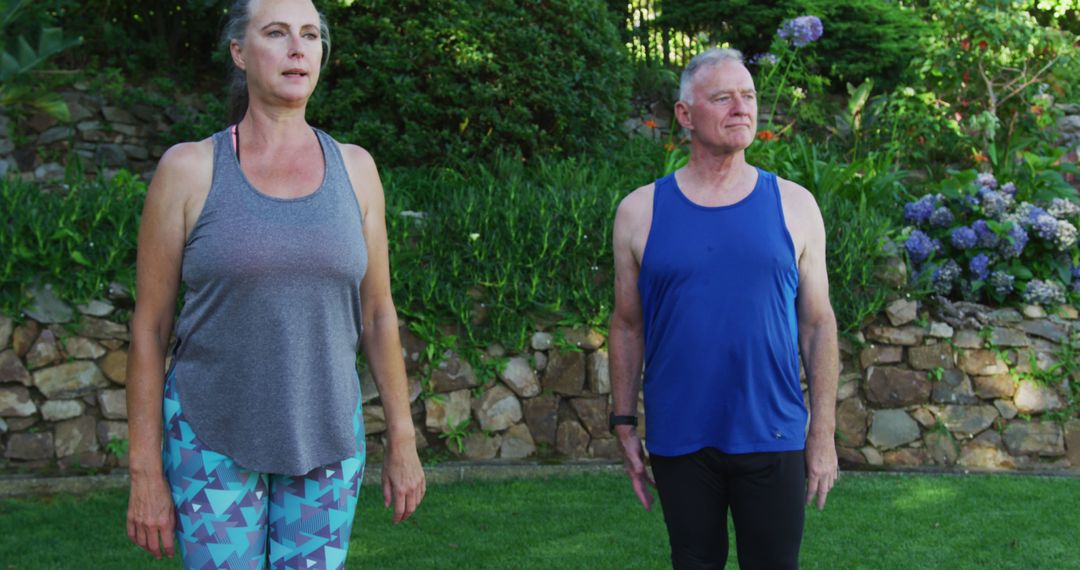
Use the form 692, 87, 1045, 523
657, 0, 927, 93
311, 0, 632, 167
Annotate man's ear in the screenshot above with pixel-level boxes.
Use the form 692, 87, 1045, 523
674, 100, 693, 132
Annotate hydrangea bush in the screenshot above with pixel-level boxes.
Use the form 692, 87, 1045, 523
902, 171, 1080, 306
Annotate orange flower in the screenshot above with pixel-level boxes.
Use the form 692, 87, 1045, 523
973, 151, 988, 163
664, 143, 676, 152
643, 119, 658, 129
1030, 105, 1043, 115
756, 130, 776, 141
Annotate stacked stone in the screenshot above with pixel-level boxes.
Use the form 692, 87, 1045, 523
0, 86, 195, 183
0, 284, 133, 471
837, 298, 1080, 471
361, 326, 634, 462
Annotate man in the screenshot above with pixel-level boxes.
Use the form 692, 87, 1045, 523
609, 48, 839, 569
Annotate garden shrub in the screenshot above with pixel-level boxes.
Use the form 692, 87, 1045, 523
311, 0, 632, 167
901, 169, 1080, 306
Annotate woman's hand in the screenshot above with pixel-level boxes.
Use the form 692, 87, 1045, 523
382, 433, 426, 523
126, 473, 176, 559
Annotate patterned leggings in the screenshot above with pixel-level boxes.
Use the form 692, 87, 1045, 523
162, 370, 366, 570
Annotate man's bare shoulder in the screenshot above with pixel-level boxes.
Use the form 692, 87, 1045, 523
775, 175, 819, 211
615, 182, 656, 227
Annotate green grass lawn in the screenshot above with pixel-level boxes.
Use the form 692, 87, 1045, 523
1, 472, 1078, 569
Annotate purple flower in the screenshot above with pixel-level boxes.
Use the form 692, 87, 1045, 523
905, 230, 935, 264
989, 271, 1015, 296
981, 191, 1011, 219
1033, 213, 1059, 240
749, 52, 779, 65
929, 206, 954, 228
1023, 279, 1066, 305
969, 253, 991, 281
778, 15, 824, 47
1000, 182, 1017, 195
1072, 262, 1080, 281
932, 259, 962, 295
950, 226, 977, 249
903, 195, 938, 225
1000, 223, 1028, 258
972, 219, 999, 248
976, 172, 998, 189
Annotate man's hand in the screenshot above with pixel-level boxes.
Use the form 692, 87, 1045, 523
616, 425, 656, 511
804, 430, 838, 510
127, 473, 176, 559
382, 435, 426, 524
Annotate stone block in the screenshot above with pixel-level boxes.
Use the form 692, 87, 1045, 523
41, 400, 84, 421
931, 369, 977, 405
523, 395, 558, 446
12, 321, 40, 356
25, 284, 73, 324
988, 308, 1023, 324
909, 344, 954, 371
973, 374, 1017, 399
861, 446, 884, 466
993, 399, 1018, 419
865, 366, 931, 407
97, 420, 129, 447
928, 322, 954, 339
1021, 305, 1046, 319
924, 431, 959, 465
569, 397, 609, 438
5, 433, 54, 460
530, 332, 553, 351
957, 349, 1008, 376
867, 409, 920, 450
556, 327, 605, 350
55, 415, 99, 457
462, 432, 501, 459
76, 299, 115, 317
33, 361, 110, 399
885, 299, 918, 326
866, 325, 924, 346
835, 398, 868, 447
837, 446, 866, 467
1003, 421, 1064, 456
859, 345, 903, 369
543, 350, 586, 396
424, 389, 470, 433
0, 316, 12, 349
952, 329, 983, 349
75, 317, 129, 341
884, 448, 928, 466
472, 385, 522, 432
25, 329, 63, 369
1013, 380, 1064, 414
911, 407, 937, 428
556, 419, 590, 457
0, 386, 36, 417
1065, 419, 1080, 469
587, 349, 610, 394
430, 351, 478, 392
498, 356, 539, 398
61, 336, 106, 359
836, 373, 860, 401
1017, 319, 1067, 343
99, 389, 128, 419
990, 327, 1029, 347
100, 351, 128, 385
533, 351, 548, 371
937, 405, 998, 437
588, 438, 622, 460
0, 350, 32, 386
499, 424, 536, 459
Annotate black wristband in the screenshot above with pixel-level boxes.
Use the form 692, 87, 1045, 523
609, 413, 638, 433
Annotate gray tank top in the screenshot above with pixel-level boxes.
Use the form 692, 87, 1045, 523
171, 126, 367, 475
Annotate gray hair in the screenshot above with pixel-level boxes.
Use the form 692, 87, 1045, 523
222, 0, 332, 124
678, 48, 745, 104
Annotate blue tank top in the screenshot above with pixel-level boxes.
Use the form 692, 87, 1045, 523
638, 168, 806, 456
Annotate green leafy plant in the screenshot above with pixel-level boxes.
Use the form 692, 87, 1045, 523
104, 437, 129, 459
438, 418, 472, 454
0, 0, 82, 121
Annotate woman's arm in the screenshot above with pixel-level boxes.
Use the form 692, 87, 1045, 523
342, 143, 426, 524
125, 141, 211, 558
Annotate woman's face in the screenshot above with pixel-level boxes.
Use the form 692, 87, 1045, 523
232, 0, 323, 109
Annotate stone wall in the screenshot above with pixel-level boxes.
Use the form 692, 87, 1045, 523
2, 287, 1079, 474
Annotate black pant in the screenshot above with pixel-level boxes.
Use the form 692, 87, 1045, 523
650, 448, 806, 570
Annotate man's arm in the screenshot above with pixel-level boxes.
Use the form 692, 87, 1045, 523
788, 183, 840, 511
610, 187, 655, 511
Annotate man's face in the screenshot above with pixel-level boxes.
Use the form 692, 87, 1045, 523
682, 61, 758, 153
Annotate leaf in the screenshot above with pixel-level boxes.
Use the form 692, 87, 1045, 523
70, 251, 91, 267
31, 92, 70, 122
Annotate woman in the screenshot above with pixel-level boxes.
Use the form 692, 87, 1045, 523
125, 0, 425, 566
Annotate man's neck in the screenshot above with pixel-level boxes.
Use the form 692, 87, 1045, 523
679, 147, 755, 196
